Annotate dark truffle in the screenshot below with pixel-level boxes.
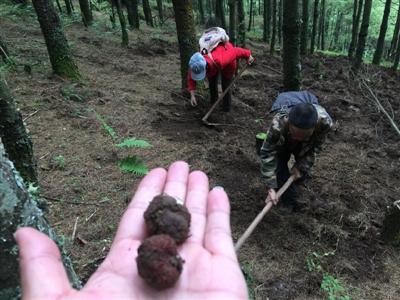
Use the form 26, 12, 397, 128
136, 234, 184, 290
144, 194, 191, 244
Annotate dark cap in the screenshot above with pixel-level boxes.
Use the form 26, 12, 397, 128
288, 103, 318, 129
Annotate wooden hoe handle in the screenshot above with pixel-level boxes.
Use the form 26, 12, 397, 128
234, 175, 296, 252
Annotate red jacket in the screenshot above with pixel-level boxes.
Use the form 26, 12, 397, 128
187, 42, 251, 91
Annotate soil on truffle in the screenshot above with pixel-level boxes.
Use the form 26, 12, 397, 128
2, 9, 400, 300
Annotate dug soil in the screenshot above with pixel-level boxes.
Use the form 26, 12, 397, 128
2, 10, 400, 299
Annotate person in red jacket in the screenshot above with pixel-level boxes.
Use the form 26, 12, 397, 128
187, 42, 254, 112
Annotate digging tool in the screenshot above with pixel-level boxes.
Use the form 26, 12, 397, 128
201, 63, 249, 125
234, 174, 296, 252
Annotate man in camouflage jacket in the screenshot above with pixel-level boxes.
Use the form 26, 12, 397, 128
260, 93, 333, 210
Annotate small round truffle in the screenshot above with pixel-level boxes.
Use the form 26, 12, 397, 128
144, 194, 191, 244
136, 234, 184, 290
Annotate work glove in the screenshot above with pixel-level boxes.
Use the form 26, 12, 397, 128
247, 55, 255, 65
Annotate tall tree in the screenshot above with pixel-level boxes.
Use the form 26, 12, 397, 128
300, 0, 309, 55
270, 0, 277, 55
215, 0, 227, 28
319, 0, 325, 50
310, 0, 319, 54
78, 0, 93, 26
64, 0, 72, 15
282, 0, 301, 90
388, 1, 400, 58
248, 0, 254, 31
171, 0, 197, 89
156, 0, 164, 24
331, 11, 343, 50
238, 0, 246, 46
143, 0, 154, 26
352, 0, 372, 73
278, 0, 282, 46
229, 0, 237, 45
392, 32, 400, 70
263, 0, 271, 42
349, 0, 363, 58
124, 0, 140, 29
198, 0, 206, 24
372, 0, 392, 65
114, 0, 129, 46
32, 0, 80, 79
0, 78, 37, 183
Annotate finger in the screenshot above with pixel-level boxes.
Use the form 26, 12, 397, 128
185, 171, 209, 244
15, 227, 71, 299
114, 167, 167, 243
163, 161, 189, 202
204, 187, 237, 261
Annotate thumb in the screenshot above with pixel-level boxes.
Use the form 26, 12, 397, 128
15, 227, 72, 299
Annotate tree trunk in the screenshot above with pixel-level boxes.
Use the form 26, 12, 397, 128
78, 0, 93, 26
215, 0, 226, 28
55, 0, 63, 13
282, 0, 301, 91
349, 0, 363, 58
64, 0, 72, 15
143, 0, 154, 26
389, 1, 400, 58
172, 0, 197, 89
32, 0, 80, 79
372, 0, 391, 65
310, 0, 319, 54
0, 78, 37, 183
238, 0, 246, 46
300, 0, 309, 55
248, 0, 253, 31
381, 201, 400, 246
198, 0, 205, 24
392, 32, 400, 70
270, 0, 277, 55
114, 0, 129, 46
278, 0, 282, 46
319, 0, 325, 50
263, 0, 271, 42
0, 141, 81, 299
124, 0, 140, 29
229, 0, 237, 45
352, 0, 372, 73
156, 0, 164, 24
332, 11, 343, 51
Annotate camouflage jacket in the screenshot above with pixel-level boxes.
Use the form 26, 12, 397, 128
260, 105, 333, 189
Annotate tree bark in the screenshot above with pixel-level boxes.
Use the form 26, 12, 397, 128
215, 0, 227, 29
282, 0, 301, 91
263, 0, 271, 42
310, 0, 319, 54
32, 0, 80, 79
237, 0, 246, 46
172, 0, 197, 89
229, 0, 237, 45
124, 0, 140, 29
198, 0, 205, 24
248, 0, 253, 31
300, 0, 309, 55
372, 0, 392, 65
114, 0, 129, 46
0, 141, 81, 299
319, 0, 325, 50
270, 0, 277, 55
331, 11, 343, 51
352, 0, 372, 73
64, 0, 72, 15
0, 77, 37, 183
78, 0, 93, 26
156, 0, 164, 24
143, 0, 154, 26
389, 1, 400, 58
348, 0, 363, 58
55, 0, 63, 13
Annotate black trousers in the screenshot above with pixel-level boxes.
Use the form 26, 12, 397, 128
208, 75, 232, 112
276, 151, 300, 206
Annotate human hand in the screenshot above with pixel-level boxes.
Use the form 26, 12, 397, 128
247, 55, 255, 65
15, 161, 248, 300
190, 94, 198, 107
291, 167, 302, 180
266, 188, 278, 205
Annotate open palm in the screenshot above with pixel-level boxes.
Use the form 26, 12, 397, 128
16, 161, 248, 300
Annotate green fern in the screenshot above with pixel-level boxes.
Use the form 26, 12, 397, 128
118, 155, 148, 176
116, 138, 152, 149
95, 113, 118, 140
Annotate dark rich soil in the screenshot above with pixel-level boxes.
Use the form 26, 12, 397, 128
2, 7, 400, 299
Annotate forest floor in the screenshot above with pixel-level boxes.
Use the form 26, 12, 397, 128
2, 5, 400, 299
